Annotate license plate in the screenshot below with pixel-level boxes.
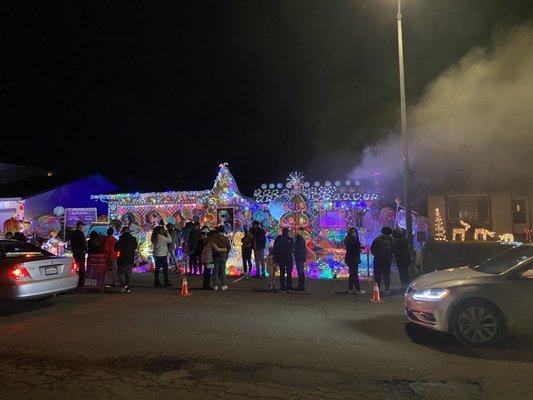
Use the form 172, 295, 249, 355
45, 266, 58, 276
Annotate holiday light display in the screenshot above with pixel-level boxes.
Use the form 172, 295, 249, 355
498, 233, 514, 243
524, 228, 533, 243
92, 164, 433, 279
279, 172, 314, 230
473, 228, 495, 241
433, 208, 447, 241
93, 163, 252, 271
452, 220, 471, 242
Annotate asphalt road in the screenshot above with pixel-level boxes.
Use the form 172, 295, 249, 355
0, 273, 531, 400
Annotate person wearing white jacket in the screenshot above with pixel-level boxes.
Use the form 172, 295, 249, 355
151, 225, 173, 287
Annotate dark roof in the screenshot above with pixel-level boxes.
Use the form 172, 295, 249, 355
0, 173, 104, 198
0, 162, 47, 186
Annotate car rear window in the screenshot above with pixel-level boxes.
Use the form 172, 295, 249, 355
472, 246, 533, 274
0, 242, 52, 258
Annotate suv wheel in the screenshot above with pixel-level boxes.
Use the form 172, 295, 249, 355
451, 300, 506, 346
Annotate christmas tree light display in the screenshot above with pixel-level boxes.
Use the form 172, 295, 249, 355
434, 208, 447, 241
279, 172, 314, 230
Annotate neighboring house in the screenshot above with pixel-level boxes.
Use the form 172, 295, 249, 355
0, 173, 118, 228
0, 162, 47, 186
428, 192, 532, 240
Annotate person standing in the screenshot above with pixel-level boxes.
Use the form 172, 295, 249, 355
392, 228, 411, 291
13, 232, 26, 241
114, 226, 138, 293
265, 247, 278, 290
250, 221, 267, 278
151, 225, 173, 288
293, 227, 307, 291
166, 223, 179, 269
193, 228, 206, 276
187, 222, 200, 275
371, 227, 394, 296
200, 230, 214, 289
101, 227, 119, 286
87, 231, 102, 254
241, 229, 253, 278
344, 227, 364, 294
273, 227, 295, 293
70, 221, 87, 287
210, 225, 231, 291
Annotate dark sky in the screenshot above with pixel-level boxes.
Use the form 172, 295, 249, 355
1, 0, 530, 195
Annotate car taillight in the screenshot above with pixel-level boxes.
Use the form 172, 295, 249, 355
70, 260, 79, 274
7, 265, 32, 281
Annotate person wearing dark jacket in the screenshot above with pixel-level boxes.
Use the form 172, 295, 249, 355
273, 227, 295, 292
344, 227, 364, 294
392, 228, 410, 290
13, 232, 26, 241
187, 223, 200, 275
87, 231, 102, 254
249, 221, 267, 278
211, 225, 231, 290
293, 227, 307, 291
70, 221, 87, 287
166, 223, 179, 268
371, 227, 394, 295
241, 229, 254, 278
115, 226, 138, 293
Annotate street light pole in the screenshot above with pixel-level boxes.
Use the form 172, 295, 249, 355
396, 0, 414, 261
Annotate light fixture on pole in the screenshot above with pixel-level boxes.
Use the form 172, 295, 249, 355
396, 0, 414, 261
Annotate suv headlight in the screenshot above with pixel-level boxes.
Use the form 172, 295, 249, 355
412, 288, 449, 301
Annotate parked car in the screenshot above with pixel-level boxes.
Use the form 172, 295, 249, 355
0, 240, 78, 300
405, 244, 533, 345
85, 222, 110, 237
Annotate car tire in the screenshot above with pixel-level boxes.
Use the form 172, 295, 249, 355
451, 300, 506, 346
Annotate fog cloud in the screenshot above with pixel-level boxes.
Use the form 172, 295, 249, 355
349, 22, 533, 193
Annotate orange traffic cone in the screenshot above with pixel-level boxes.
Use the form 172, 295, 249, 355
180, 277, 191, 297
370, 282, 383, 303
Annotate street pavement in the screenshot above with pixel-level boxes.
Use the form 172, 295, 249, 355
0, 273, 531, 399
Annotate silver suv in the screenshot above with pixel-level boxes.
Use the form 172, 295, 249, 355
405, 244, 533, 345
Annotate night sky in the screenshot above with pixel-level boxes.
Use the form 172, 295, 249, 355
1, 0, 530, 195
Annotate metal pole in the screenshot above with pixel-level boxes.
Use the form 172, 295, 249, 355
397, 0, 414, 263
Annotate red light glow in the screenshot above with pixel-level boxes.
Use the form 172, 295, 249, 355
7, 265, 32, 281
70, 261, 79, 274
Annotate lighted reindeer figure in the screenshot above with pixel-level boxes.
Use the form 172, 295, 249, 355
498, 233, 515, 243
452, 220, 471, 242
473, 228, 495, 241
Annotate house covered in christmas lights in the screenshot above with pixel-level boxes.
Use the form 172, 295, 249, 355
92, 163, 430, 278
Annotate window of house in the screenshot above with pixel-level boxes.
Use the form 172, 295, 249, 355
512, 199, 527, 224
447, 196, 489, 220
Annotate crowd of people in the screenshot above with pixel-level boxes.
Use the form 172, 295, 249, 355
144, 219, 412, 295
70, 221, 138, 293
4, 219, 412, 296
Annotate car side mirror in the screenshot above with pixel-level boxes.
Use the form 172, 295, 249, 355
521, 269, 533, 280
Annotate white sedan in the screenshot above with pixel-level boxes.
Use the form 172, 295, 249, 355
0, 240, 79, 300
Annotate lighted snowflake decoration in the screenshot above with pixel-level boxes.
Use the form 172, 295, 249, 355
287, 172, 305, 192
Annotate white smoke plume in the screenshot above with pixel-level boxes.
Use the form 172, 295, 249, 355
349, 22, 533, 192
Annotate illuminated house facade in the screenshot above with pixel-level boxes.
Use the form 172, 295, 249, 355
92, 164, 430, 278
428, 192, 533, 241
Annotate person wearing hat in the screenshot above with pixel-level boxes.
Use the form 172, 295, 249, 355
371, 227, 394, 296
70, 221, 88, 287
